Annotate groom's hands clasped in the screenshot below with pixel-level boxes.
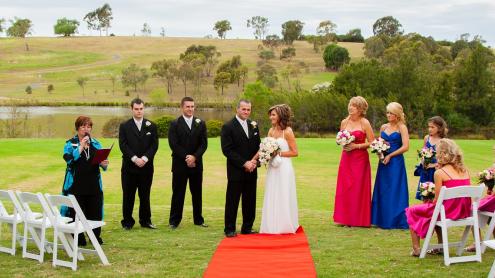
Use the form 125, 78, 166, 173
243, 160, 257, 172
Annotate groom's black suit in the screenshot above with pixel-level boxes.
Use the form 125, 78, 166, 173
221, 117, 261, 234
168, 116, 208, 226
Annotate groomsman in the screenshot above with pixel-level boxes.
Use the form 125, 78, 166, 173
168, 97, 208, 229
119, 98, 159, 230
221, 99, 261, 237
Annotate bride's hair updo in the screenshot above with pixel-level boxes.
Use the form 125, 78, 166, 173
436, 138, 467, 174
268, 104, 292, 130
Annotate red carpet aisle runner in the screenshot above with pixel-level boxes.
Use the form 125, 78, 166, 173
204, 227, 316, 278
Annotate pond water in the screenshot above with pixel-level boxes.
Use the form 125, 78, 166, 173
0, 106, 233, 138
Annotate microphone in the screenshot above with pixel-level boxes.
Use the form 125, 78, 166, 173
84, 132, 91, 148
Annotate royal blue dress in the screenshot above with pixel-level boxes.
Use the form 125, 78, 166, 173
371, 131, 409, 229
414, 137, 436, 200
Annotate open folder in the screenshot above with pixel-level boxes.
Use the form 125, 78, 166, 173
91, 143, 114, 165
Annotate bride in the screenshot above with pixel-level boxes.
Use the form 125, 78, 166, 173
260, 104, 299, 234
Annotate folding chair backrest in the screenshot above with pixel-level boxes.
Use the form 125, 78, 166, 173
16, 191, 45, 221
440, 185, 484, 202
45, 194, 74, 210
0, 190, 10, 216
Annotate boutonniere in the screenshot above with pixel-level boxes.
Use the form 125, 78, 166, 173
195, 118, 201, 124
145, 121, 151, 127
251, 121, 257, 128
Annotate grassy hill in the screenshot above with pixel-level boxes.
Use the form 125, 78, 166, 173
0, 37, 364, 104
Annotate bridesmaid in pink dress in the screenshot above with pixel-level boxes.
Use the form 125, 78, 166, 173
333, 96, 375, 227
406, 138, 472, 256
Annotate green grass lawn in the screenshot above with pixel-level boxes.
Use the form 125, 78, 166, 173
0, 138, 494, 277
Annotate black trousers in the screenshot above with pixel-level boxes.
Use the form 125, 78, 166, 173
121, 169, 154, 227
224, 179, 257, 233
68, 193, 103, 242
169, 171, 204, 226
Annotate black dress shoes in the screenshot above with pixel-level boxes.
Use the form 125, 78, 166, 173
195, 223, 208, 228
225, 231, 237, 237
141, 222, 157, 229
241, 229, 258, 235
169, 224, 178, 229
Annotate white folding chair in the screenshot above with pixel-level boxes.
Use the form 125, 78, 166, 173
479, 201, 495, 253
419, 184, 484, 266
484, 240, 495, 278
0, 190, 23, 255
45, 193, 109, 270
16, 191, 53, 263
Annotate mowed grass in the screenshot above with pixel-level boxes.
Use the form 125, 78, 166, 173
0, 37, 353, 103
0, 138, 494, 277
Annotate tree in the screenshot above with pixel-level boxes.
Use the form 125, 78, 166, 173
181, 53, 207, 93
141, 23, 151, 36
54, 18, 79, 37
121, 64, 149, 92
6, 18, 32, 37
317, 20, 337, 38
214, 72, 231, 95
0, 18, 5, 34
258, 49, 275, 62
160, 27, 165, 37
47, 84, 54, 93
373, 16, 403, 37
151, 59, 178, 95
77, 77, 89, 96
25, 86, 32, 94
280, 47, 296, 61
177, 62, 195, 96
181, 45, 221, 77
339, 28, 364, 42
323, 44, 350, 70
256, 64, 278, 88
263, 34, 282, 49
281, 20, 304, 44
109, 75, 117, 95
84, 3, 113, 36
246, 16, 269, 40
213, 20, 231, 39
364, 36, 386, 58
239, 65, 249, 88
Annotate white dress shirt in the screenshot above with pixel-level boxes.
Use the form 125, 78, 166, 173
183, 115, 193, 130
236, 115, 249, 138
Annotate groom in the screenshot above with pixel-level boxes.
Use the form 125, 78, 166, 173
221, 99, 261, 237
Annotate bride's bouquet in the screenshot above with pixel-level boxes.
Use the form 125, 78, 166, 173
370, 137, 390, 163
478, 167, 495, 191
259, 137, 281, 167
417, 147, 436, 169
419, 181, 436, 202
336, 130, 355, 146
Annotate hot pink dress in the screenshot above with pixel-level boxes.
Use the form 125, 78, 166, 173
405, 178, 472, 238
479, 194, 495, 212
333, 130, 372, 227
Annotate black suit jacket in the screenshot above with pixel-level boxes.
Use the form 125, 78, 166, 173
168, 116, 208, 173
221, 117, 261, 182
119, 118, 159, 173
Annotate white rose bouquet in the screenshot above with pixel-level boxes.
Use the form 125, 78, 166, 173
417, 147, 436, 169
336, 130, 355, 146
419, 181, 436, 202
259, 137, 281, 167
479, 168, 495, 191
370, 137, 390, 163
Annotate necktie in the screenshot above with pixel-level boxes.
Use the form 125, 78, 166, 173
242, 121, 249, 138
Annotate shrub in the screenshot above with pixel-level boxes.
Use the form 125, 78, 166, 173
101, 117, 127, 138
206, 120, 223, 137
323, 44, 350, 70
154, 115, 175, 137
47, 84, 54, 93
25, 86, 32, 94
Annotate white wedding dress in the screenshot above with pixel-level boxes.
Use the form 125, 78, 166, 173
260, 133, 299, 234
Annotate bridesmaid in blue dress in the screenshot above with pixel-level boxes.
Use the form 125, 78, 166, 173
414, 116, 448, 200
371, 102, 409, 229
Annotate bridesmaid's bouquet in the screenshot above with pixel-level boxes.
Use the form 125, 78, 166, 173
419, 181, 436, 202
417, 147, 436, 169
336, 130, 355, 146
370, 137, 390, 163
478, 168, 495, 191
259, 137, 281, 166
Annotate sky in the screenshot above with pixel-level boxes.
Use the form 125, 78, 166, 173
1, 0, 494, 46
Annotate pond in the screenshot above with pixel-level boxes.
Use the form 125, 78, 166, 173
0, 106, 233, 138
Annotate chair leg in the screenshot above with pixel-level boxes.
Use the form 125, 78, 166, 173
441, 225, 451, 266
420, 229, 434, 258
489, 255, 495, 278
72, 233, 79, 271
11, 222, 17, 256
86, 229, 109, 265
39, 226, 46, 263
52, 228, 58, 267
473, 221, 482, 262
22, 223, 28, 258
483, 217, 495, 253
457, 226, 471, 256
